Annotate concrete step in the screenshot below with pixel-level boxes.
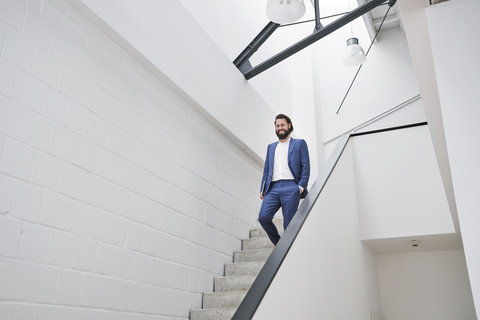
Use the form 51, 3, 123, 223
249, 228, 267, 238
189, 220, 283, 320
215, 275, 257, 292
224, 261, 265, 277
203, 291, 247, 309
190, 308, 236, 320
242, 237, 275, 250
249, 227, 284, 239
233, 248, 274, 263
249, 218, 284, 239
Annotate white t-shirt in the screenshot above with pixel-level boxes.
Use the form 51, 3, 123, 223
272, 137, 294, 182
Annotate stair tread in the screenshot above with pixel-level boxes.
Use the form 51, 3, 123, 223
242, 237, 275, 250
216, 274, 257, 279
191, 308, 237, 311
234, 248, 273, 260
224, 260, 266, 267
234, 247, 274, 253
214, 275, 257, 292
224, 260, 265, 276
233, 248, 274, 255
190, 308, 237, 320
249, 228, 284, 239
204, 290, 248, 295
202, 291, 248, 309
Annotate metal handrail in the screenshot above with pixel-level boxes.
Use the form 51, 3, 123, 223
325, 94, 421, 145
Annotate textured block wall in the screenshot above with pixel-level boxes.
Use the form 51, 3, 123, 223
0, 0, 261, 318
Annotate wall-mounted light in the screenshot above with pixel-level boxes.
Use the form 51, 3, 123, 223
266, 0, 306, 24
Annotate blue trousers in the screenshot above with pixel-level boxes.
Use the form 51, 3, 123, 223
258, 180, 301, 245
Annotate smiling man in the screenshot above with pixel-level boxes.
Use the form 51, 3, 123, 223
258, 114, 310, 245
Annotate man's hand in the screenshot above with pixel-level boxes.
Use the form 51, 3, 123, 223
299, 186, 304, 194
260, 193, 264, 200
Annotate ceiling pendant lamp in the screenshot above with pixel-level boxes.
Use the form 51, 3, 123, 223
266, 0, 306, 24
343, 37, 367, 66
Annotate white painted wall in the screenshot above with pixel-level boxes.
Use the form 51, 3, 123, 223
377, 250, 476, 320
68, 0, 277, 162
314, 25, 421, 142
72, 0, 321, 193
178, 0, 295, 114
0, 0, 263, 318
353, 126, 454, 240
324, 96, 426, 160
426, 0, 480, 314
352, 97, 426, 134
397, 0, 457, 229
253, 143, 383, 320
290, 47, 320, 187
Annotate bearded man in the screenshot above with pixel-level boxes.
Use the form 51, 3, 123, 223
258, 114, 310, 245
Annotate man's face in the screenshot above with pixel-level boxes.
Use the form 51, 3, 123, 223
275, 118, 291, 140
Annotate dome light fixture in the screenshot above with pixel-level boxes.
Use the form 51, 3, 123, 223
343, 37, 367, 66
266, 0, 306, 24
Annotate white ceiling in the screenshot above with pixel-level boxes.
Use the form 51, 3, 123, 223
359, 0, 403, 40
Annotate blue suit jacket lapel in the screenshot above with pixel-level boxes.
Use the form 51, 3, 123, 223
269, 142, 277, 174
288, 138, 295, 161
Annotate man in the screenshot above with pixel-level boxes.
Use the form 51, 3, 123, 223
259, 114, 310, 245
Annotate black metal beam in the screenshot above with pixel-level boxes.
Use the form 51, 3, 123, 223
313, 0, 323, 32
239, 0, 388, 79
233, 22, 280, 74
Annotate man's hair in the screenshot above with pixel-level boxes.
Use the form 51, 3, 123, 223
275, 114, 294, 133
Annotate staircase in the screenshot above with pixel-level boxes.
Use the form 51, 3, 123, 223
190, 219, 283, 320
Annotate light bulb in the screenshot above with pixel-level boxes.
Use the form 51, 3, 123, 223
343, 37, 366, 66
266, 0, 306, 24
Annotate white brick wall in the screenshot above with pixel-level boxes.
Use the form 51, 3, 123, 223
0, 0, 261, 318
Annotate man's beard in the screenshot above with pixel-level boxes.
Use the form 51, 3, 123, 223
276, 129, 290, 140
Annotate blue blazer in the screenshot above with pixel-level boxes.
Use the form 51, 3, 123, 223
260, 137, 310, 198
